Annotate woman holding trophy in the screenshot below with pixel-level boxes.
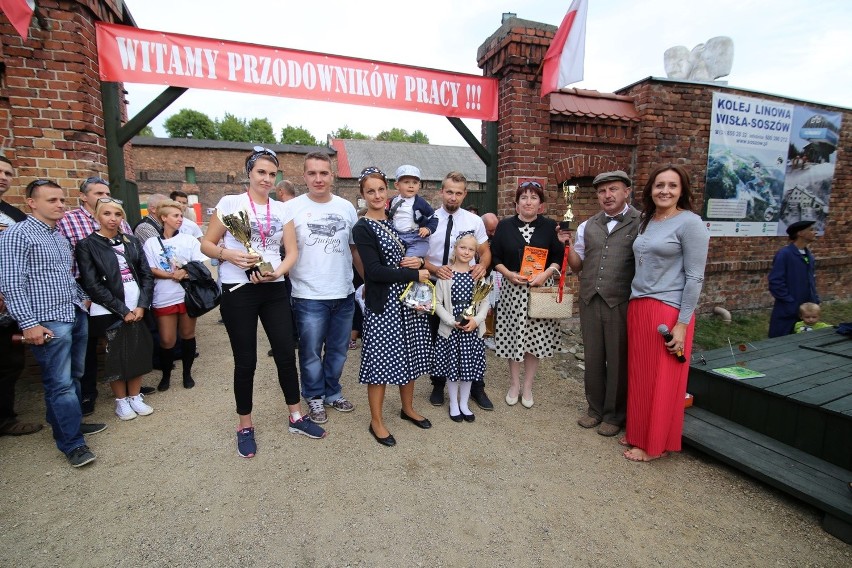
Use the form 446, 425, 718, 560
491, 181, 565, 408
201, 147, 325, 459
352, 167, 432, 447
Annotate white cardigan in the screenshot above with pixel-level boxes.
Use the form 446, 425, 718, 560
434, 277, 490, 339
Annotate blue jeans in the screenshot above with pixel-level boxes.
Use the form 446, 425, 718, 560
292, 294, 354, 402
29, 308, 87, 454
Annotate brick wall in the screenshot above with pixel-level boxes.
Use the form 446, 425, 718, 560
0, 1, 124, 208
477, 18, 851, 315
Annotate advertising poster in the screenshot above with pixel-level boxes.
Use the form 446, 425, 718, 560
703, 92, 841, 236
703, 92, 792, 237
778, 106, 841, 236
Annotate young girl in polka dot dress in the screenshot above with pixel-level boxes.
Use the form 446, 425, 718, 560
433, 234, 489, 422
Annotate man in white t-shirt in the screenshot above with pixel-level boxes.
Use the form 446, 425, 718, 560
288, 152, 363, 425
170, 191, 203, 239
423, 171, 493, 410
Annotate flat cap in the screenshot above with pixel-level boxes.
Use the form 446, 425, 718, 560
786, 220, 815, 238
592, 170, 631, 187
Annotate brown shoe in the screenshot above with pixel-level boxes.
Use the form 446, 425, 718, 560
597, 422, 621, 437
0, 419, 43, 436
577, 414, 601, 429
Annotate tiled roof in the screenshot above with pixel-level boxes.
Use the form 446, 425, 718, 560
333, 139, 486, 183
550, 88, 639, 122
130, 136, 332, 155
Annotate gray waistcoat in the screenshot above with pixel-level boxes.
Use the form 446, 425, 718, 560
578, 207, 639, 307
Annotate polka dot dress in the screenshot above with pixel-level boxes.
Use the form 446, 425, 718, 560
494, 222, 564, 362
359, 218, 433, 386
433, 271, 486, 382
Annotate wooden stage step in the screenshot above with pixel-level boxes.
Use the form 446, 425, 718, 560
683, 406, 852, 544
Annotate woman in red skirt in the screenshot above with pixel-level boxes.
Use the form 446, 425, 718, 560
623, 165, 709, 462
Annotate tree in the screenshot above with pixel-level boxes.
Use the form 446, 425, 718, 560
280, 125, 319, 146
375, 127, 429, 144
164, 109, 217, 140
331, 125, 371, 140
138, 125, 155, 137
216, 113, 249, 142
247, 118, 276, 144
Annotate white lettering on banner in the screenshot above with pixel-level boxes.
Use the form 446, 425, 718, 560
115, 37, 219, 79
404, 76, 460, 107
99, 23, 498, 120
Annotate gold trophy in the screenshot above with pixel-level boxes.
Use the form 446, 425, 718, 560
456, 279, 494, 326
219, 210, 273, 277
560, 182, 578, 230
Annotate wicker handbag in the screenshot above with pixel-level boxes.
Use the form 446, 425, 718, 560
527, 246, 572, 319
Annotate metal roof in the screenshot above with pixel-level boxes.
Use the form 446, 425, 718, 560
332, 139, 486, 183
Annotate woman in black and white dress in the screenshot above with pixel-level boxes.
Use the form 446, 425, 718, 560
491, 181, 565, 409
352, 167, 433, 447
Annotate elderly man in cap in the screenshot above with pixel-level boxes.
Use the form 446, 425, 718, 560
565, 170, 640, 437
768, 220, 819, 338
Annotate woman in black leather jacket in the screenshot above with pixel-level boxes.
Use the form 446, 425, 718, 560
76, 199, 156, 422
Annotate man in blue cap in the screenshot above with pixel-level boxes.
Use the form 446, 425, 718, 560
768, 220, 819, 337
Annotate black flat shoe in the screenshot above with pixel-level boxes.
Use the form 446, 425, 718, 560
368, 425, 396, 447
449, 410, 463, 423
400, 411, 432, 429
461, 411, 475, 423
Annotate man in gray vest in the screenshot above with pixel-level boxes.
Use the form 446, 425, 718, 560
566, 170, 638, 437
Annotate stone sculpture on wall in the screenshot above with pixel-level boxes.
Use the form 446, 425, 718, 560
664, 36, 734, 81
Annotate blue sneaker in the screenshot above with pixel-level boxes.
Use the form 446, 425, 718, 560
288, 416, 327, 439
236, 427, 256, 458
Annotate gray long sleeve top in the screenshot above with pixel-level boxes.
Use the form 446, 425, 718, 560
630, 211, 710, 323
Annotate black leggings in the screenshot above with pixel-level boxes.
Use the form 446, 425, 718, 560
221, 281, 299, 415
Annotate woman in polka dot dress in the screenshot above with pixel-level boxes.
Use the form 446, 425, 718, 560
490, 181, 566, 409
352, 167, 433, 447
433, 234, 489, 422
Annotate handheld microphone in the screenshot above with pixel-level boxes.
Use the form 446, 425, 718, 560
657, 324, 686, 362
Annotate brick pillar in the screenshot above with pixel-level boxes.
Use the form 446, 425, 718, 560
0, 0, 126, 206
477, 17, 556, 217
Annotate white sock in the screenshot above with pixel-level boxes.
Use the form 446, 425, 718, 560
290, 411, 302, 422
459, 381, 473, 414
447, 381, 460, 415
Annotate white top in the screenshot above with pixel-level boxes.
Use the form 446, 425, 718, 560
573, 204, 630, 260
89, 243, 141, 317
390, 196, 416, 232
179, 217, 203, 239
287, 194, 357, 299
144, 232, 208, 308
426, 207, 488, 266
215, 193, 293, 285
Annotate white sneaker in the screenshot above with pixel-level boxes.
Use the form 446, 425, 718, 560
115, 397, 137, 421
127, 394, 153, 416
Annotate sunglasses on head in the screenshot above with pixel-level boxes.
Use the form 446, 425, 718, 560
520, 181, 543, 190
82, 176, 109, 187
252, 146, 277, 158
97, 197, 123, 205
25, 179, 54, 198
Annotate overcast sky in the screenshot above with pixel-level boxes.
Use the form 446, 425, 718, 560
123, 0, 852, 147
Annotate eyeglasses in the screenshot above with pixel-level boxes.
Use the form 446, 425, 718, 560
81, 176, 109, 189
252, 146, 277, 159
97, 197, 123, 205
520, 181, 543, 190
25, 179, 54, 198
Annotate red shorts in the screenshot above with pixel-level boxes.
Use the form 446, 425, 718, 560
153, 303, 187, 317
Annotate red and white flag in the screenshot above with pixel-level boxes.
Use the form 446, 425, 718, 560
0, 0, 35, 40
540, 0, 588, 97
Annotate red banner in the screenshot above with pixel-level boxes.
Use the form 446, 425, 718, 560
96, 23, 498, 121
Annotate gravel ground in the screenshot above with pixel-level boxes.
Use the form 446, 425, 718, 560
0, 314, 849, 567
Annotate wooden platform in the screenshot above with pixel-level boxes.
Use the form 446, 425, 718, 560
686, 327, 852, 469
683, 327, 852, 543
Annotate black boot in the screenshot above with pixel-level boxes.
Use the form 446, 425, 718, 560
182, 338, 196, 389
157, 346, 174, 391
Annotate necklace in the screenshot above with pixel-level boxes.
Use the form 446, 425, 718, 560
654, 208, 679, 222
